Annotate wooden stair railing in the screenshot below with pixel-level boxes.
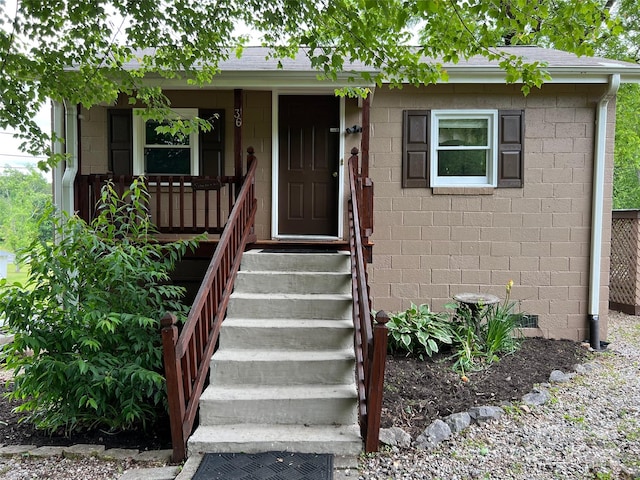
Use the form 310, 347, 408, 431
347, 147, 388, 452
161, 150, 258, 462
75, 174, 239, 234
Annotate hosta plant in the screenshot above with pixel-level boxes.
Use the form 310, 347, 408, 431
386, 303, 455, 359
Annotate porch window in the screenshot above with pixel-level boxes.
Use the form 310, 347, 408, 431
133, 108, 199, 176
431, 111, 497, 187
402, 109, 524, 189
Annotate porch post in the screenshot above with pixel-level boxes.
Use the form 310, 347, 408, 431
361, 94, 370, 178
234, 89, 243, 196
361, 93, 374, 261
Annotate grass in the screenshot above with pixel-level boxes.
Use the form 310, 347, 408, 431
4, 263, 29, 286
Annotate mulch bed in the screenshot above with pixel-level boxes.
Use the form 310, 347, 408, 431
1, 337, 590, 449
0, 383, 172, 450
382, 337, 591, 438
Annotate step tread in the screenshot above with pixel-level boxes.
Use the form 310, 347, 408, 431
239, 251, 351, 274
188, 424, 362, 455
237, 271, 350, 276
230, 292, 352, 300
201, 384, 357, 401
222, 318, 354, 328
213, 349, 355, 361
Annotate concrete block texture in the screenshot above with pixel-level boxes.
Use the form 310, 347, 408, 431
367, 83, 607, 341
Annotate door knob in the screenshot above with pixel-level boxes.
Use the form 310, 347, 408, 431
332, 172, 338, 178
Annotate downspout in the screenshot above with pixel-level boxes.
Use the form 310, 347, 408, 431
589, 73, 620, 350
61, 99, 79, 216
51, 100, 65, 212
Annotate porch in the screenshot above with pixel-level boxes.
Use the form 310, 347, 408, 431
75, 144, 385, 463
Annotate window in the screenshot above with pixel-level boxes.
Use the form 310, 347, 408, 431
107, 108, 225, 177
133, 108, 199, 176
431, 111, 497, 187
402, 109, 524, 189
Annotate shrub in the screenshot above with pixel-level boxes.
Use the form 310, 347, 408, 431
386, 303, 455, 359
0, 178, 200, 434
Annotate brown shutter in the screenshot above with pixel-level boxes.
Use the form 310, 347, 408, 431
402, 110, 430, 188
107, 109, 133, 175
497, 109, 524, 188
199, 109, 225, 177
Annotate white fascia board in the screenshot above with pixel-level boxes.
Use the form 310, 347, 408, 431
146, 71, 376, 90
439, 67, 640, 84
133, 66, 640, 89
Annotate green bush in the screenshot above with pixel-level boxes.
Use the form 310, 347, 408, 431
386, 303, 455, 359
0, 178, 200, 434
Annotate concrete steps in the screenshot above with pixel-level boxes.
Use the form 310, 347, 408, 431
187, 250, 361, 456
188, 424, 362, 455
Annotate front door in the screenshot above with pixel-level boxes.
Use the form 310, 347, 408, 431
278, 95, 340, 236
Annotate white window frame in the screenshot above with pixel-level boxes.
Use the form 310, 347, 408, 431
132, 108, 199, 176
430, 110, 498, 187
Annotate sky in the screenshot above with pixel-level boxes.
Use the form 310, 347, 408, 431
0, 106, 51, 174
0, 0, 256, 181
0, 0, 51, 178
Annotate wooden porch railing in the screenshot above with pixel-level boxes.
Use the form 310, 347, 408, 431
75, 173, 240, 234
160, 152, 257, 462
347, 147, 388, 452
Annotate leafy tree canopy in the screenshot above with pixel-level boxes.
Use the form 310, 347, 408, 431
0, 0, 628, 169
0, 167, 52, 259
592, 0, 640, 209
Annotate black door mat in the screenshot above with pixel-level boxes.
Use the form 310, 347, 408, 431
192, 451, 333, 480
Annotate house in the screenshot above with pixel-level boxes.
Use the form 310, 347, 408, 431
53, 46, 640, 343
51, 46, 640, 457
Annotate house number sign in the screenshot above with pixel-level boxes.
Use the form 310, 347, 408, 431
234, 108, 242, 127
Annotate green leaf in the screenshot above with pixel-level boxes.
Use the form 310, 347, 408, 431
0, 180, 197, 433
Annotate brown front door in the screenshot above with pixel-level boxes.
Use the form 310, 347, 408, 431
278, 95, 339, 236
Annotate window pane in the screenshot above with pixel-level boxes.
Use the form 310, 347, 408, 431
438, 150, 487, 176
145, 148, 190, 174
438, 118, 488, 146
146, 121, 190, 146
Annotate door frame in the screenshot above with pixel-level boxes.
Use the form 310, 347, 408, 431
271, 90, 346, 240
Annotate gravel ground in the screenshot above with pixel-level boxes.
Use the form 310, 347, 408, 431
358, 310, 640, 480
0, 456, 150, 480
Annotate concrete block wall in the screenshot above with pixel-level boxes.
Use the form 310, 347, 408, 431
79, 106, 107, 175
77, 83, 616, 341
367, 83, 615, 341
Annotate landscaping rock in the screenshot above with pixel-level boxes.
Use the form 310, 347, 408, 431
135, 449, 173, 463
522, 388, 551, 406
29, 446, 65, 457
467, 406, 504, 423
0, 445, 36, 456
63, 444, 106, 458
379, 427, 412, 448
573, 363, 599, 375
549, 370, 575, 383
443, 412, 471, 434
414, 419, 451, 449
118, 466, 180, 480
99, 448, 139, 460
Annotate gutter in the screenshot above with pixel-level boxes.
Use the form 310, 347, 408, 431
51, 101, 65, 212
589, 73, 620, 350
61, 99, 78, 216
